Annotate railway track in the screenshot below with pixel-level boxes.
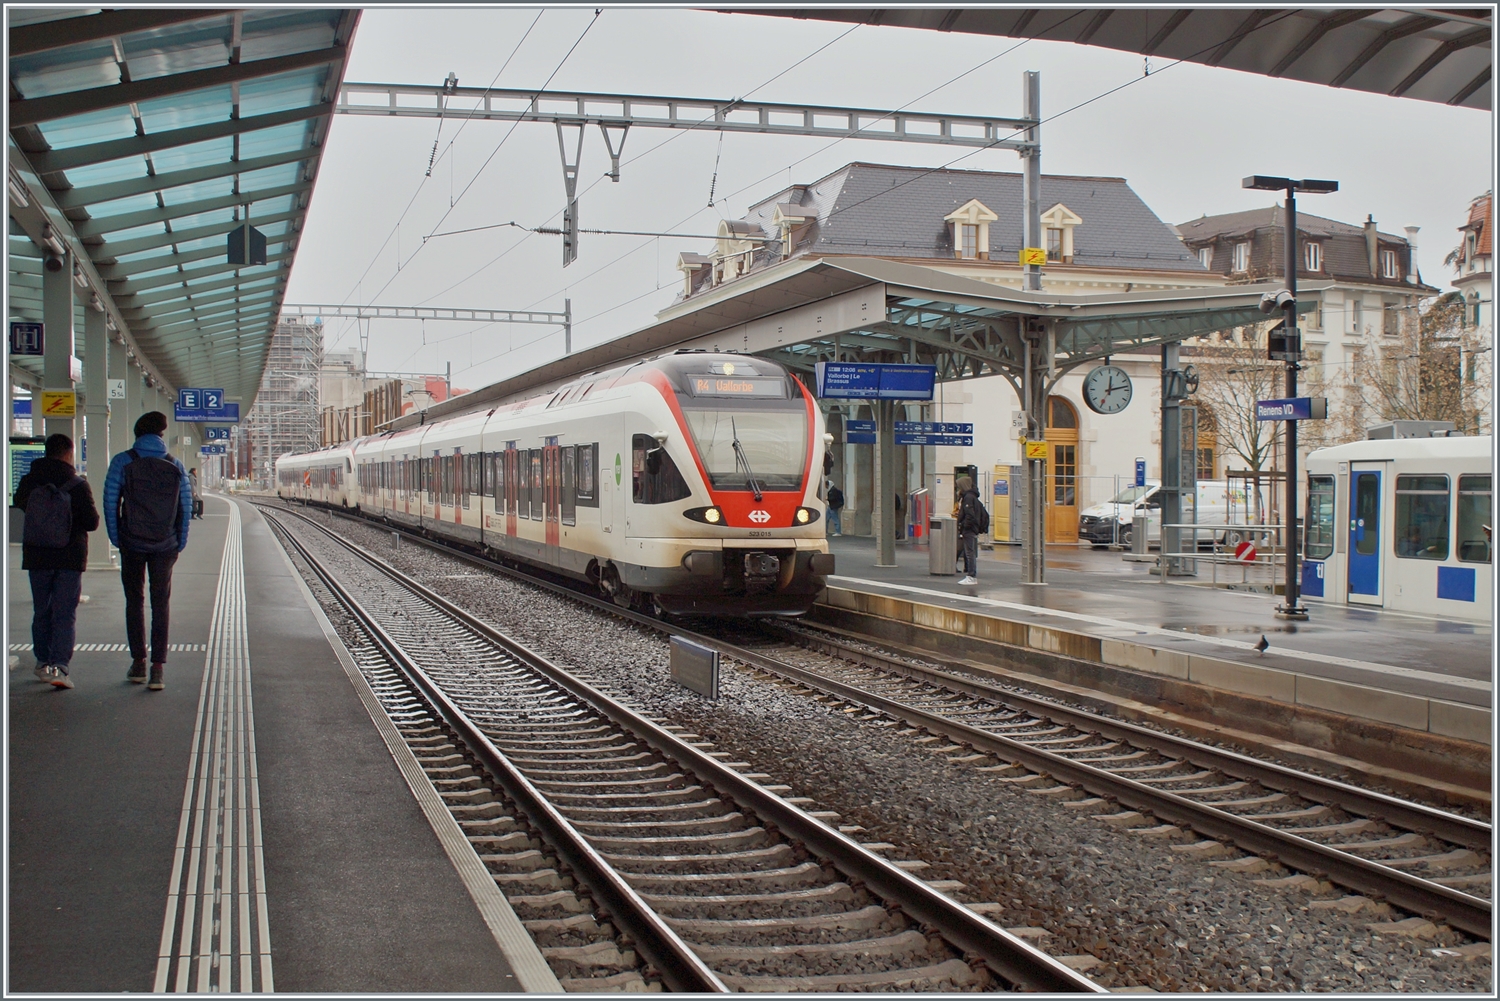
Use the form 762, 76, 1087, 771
262, 505, 1099, 993
265, 501, 1492, 943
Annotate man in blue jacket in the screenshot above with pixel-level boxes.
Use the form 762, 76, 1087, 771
104, 411, 192, 691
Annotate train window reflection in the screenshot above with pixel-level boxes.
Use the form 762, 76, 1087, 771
681, 408, 807, 491
562, 446, 577, 526
1353, 473, 1380, 556
1306, 476, 1334, 560
1458, 475, 1491, 564
632, 434, 691, 504
1395, 474, 1449, 560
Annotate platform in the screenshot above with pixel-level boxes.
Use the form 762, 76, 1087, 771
8, 495, 547, 993
824, 536, 1492, 711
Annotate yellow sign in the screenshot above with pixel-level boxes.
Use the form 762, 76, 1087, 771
1024, 440, 1049, 461
1020, 247, 1048, 266
40, 390, 76, 417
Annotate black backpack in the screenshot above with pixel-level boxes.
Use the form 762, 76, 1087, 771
23, 474, 84, 549
961, 491, 990, 535
826, 485, 844, 509
119, 449, 183, 553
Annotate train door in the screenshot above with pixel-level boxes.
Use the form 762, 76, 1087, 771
504, 447, 518, 537
1347, 464, 1384, 605
544, 442, 561, 552
599, 442, 615, 534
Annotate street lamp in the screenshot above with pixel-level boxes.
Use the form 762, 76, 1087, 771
1242, 175, 1338, 620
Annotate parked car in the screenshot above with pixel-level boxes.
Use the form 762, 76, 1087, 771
1078, 480, 1263, 549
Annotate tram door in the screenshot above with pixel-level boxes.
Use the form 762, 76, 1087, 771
543, 443, 561, 553
1348, 465, 1383, 605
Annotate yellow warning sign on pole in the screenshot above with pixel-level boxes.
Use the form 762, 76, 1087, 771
1019, 247, 1048, 266
1023, 440, 1049, 461
40, 390, 76, 417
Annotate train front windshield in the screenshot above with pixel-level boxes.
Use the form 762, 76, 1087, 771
682, 406, 808, 491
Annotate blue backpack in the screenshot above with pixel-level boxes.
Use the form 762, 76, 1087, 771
24, 475, 84, 549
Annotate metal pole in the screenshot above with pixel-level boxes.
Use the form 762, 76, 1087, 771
1279, 188, 1307, 618
1160, 342, 1182, 575
874, 398, 897, 567
1021, 71, 1042, 293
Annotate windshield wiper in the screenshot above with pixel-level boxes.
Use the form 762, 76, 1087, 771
731, 418, 763, 502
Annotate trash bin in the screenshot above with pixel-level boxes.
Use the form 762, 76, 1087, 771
929, 515, 958, 575
1131, 511, 1147, 554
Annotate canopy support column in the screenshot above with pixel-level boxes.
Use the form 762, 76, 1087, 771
873, 398, 897, 567
83, 306, 115, 570
42, 251, 76, 440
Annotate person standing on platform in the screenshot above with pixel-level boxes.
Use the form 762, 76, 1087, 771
189, 469, 204, 519
825, 480, 844, 536
104, 411, 192, 692
11, 433, 100, 689
955, 475, 985, 585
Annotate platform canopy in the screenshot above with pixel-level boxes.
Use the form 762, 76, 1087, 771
729, 8, 1492, 111
7, 8, 360, 403
387, 255, 1328, 430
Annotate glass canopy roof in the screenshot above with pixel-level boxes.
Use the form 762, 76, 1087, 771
7, 8, 361, 406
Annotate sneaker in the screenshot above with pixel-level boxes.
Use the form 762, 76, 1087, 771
126, 660, 148, 684
34, 663, 53, 682
958, 576, 978, 585
49, 668, 74, 689
148, 664, 165, 691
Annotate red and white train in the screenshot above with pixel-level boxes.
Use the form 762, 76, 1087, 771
277, 352, 834, 616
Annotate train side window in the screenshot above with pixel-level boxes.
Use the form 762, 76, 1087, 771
519, 450, 532, 518
632, 433, 691, 504
1395, 474, 1449, 560
1457, 475, 1491, 563
530, 449, 543, 519
1305, 476, 1334, 560
575, 443, 598, 508
561, 446, 577, 526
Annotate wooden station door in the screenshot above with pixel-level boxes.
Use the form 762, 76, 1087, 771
1045, 395, 1079, 543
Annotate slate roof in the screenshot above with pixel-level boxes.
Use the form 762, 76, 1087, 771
1462, 192, 1491, 256
739, 162, 1205, 274
1176, 206, 1407, 243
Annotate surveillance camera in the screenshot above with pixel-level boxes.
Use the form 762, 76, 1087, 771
1259, 289, 1295, 313
44, 255, 63, 273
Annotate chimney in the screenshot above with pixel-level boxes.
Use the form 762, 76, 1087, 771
1403, 225, 1420, 284
1364, 214, 1379, 277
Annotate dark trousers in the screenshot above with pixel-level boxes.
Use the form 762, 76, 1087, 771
961, 531, 979, 577
29, 569, 82, 668
121, 549, 178, 665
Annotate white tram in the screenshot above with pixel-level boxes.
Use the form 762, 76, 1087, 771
277, 352, 834, 617
1301, 435, 1492, 621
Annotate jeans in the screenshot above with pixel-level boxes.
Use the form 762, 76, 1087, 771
121, 549, 178, 665
961, 531, 978, 578
30, 569, 82, 668
826, 507, 842, 536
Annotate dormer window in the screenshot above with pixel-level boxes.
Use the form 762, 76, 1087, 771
1381, 248, 1399, 279
1304, 241, 1321, 272
771, 202, 811, 261
1038, 203, 1082, 263
1233, 242, 1250, 273
944, 199, 998, 261
1198, 246, 1212, 269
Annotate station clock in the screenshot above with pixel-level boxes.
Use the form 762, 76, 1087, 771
1082, 364, 1133, 415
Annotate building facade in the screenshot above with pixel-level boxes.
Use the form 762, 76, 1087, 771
1452, 191, 1492, 331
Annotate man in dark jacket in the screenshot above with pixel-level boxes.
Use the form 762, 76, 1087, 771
104, 411, 192, 691
11, 433, 101, 689
955, 475, 981, 585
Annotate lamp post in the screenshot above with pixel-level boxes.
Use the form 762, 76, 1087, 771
1242, 175, 1338, 620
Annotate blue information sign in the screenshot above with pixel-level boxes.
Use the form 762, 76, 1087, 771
895, 433, 973, 446
845, 420, 876, 432
1255, 397, 1328, 421
894, 421, 973, 435
204, 427, 233, 441
9, 321, 43, 357
1135, 457, 1147, 488
13, 399, 31, 418
200, 444, 227, 455
175, 402, 240, 422
815, 362, 936, 400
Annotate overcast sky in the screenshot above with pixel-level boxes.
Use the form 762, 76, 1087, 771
284, 7, 1495, 391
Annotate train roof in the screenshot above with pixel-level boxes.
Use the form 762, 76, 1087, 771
1307, 435, 1493, 464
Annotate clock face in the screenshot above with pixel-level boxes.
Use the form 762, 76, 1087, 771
1083, 365, 1133, 415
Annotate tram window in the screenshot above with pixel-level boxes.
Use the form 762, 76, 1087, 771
562, 446, 577, 526
1305, 476, 1335, 560
632, 433, 691, 504
1395, 474, 1449, 560
576, 443, 598, 508
1457, 475, 1491, 563
529, 449, 543, 520
1353, 473, 1379, 556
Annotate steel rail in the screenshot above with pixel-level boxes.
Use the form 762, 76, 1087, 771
778, 621, 1493, 851
265, 501, 1492, 939
262, 503, 1103, 993
262, 509, 728, 993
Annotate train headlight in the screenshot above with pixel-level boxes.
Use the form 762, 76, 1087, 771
794, 506, 820, 525
683, 506, 725, 525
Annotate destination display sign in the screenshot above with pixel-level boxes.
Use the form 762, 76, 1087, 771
894, 421, 973, 435
815, 362, 936, 400
686, 375, 789, 398
1255, 397, 1328, 421
845, 420, 876, 432
895, 433, 973, 447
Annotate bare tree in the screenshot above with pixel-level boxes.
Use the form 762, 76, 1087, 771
1188, 325, 1284, 473
1348, 292, 1491, 434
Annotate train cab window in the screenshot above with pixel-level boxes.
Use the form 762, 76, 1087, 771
529, 449, 543, 519
575, 443, 598, 508
1305, 476, 1335, 560
561, 447, 577, 526
1395, 474, 1449, 560
632, 433, 691, 504
1457, 475, 1491, 563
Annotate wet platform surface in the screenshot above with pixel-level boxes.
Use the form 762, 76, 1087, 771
8, 495, 525, 993
825, 536, 1492, 707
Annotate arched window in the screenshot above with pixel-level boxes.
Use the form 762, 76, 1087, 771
1047, 395, 1078, 429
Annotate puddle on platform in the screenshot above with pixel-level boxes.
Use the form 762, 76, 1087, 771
1164, 623, 1301, 636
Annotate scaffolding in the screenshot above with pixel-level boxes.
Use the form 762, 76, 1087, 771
246, 319, 322, 489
